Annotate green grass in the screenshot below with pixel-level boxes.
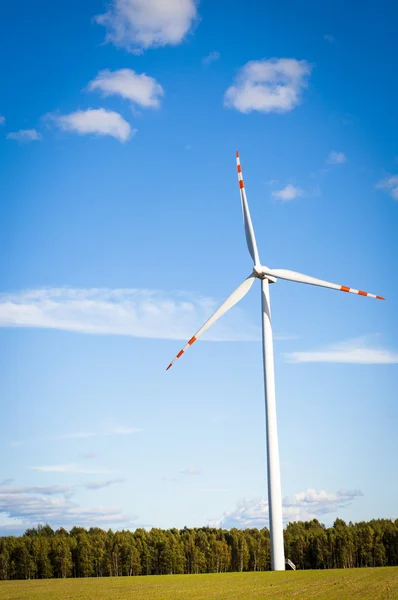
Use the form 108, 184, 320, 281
0, 568, 397, 600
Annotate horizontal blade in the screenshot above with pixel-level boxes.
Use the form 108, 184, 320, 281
166, 275, 256, 370
236, 151, 260, 266
268, 268, 385, 300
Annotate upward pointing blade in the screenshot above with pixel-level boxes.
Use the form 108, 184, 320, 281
268, 268, 385, 300
166, 274, 256, 370
236, 151, 260, 266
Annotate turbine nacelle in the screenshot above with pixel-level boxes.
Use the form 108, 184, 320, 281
253, 265, 277, 282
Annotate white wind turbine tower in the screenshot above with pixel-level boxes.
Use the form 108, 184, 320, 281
166, 151, 384, 571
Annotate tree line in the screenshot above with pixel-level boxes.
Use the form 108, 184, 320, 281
0, 518, 397, 580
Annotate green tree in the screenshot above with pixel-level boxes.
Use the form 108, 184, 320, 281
73, 532, 94, 577
51, 535, 72, 578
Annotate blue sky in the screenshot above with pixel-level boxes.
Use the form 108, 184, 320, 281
0, 0, 397, 534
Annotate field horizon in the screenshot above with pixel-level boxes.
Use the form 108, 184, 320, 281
0, 567, 398, 600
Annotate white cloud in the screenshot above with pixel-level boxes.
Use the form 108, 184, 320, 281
30, 464, 113, 474
51, 109, 134, 142
224, 58, 312, 114
88, 69, 164, 109
272, 184, 303, 202
212, 488, 363, 528
327, 150, 347, 164
7, 129, 42, 142
376, 175, 398, 201
0, 287, 260, 342
0, 115, 5, 125
0, 485, 133, 532
202, 51, 220, 65
180, 466, 201, 475
324, 34, 335, 43
95, 0, 198, 52
286, 337, 398, 365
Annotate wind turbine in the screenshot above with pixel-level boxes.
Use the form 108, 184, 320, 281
166, 151, 384, 571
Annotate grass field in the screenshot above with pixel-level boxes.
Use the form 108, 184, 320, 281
0, 568, 397, 600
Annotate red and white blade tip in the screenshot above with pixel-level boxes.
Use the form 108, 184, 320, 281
340, 286, 384, 300
166, 336, 197, 370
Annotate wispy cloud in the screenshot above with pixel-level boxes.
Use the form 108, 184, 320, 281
1, 480, 123, 494
58, 432, 100, 440
10, 441, 24, 448
82, 478, 125, 490
212, 488, 363, 528
7, 129, 42, 142
286, 337, 398, 364
49, 109, 134, 142
29, 464, 114, 474
180, 466, 201, 476
272, 184, 303, 202
0, 484, 71, 495
0, 287, 260, 342
224, 58, 312, 114
0, 115, 5, 125
202, 51, 220, 66
376, 175, 398, 201
80, 452, 97, 460
112, 426, 141, 435
323, 34, 336, 43
95, 0, 199, 52
56, 426, 142, 440
12, 427, 142, 448
327, 150, 347, 165
88, 69, 164, 109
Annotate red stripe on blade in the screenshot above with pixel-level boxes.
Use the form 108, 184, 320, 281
237, 165, 242, 173
358, 290, 368, 296
239, 180, 244, 189
376, 296, 385, 300
341, 286, 350, 292
166, 364, 172, 371
236, 150, 239, 158
188, 336, 196, 345
176, 350, 184, 359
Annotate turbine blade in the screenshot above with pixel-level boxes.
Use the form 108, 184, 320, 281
268, 268, 385, 300
236, 151, 260, 266
166, 275, 256, 370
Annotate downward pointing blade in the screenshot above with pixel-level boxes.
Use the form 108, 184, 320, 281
236, 151, 260, 266
166, 274, 256, 370
268, 268, 385, 300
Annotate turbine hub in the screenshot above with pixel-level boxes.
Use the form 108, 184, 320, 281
253, 265, 277, 283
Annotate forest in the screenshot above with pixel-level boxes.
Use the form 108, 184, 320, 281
0, 518, 397, 580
